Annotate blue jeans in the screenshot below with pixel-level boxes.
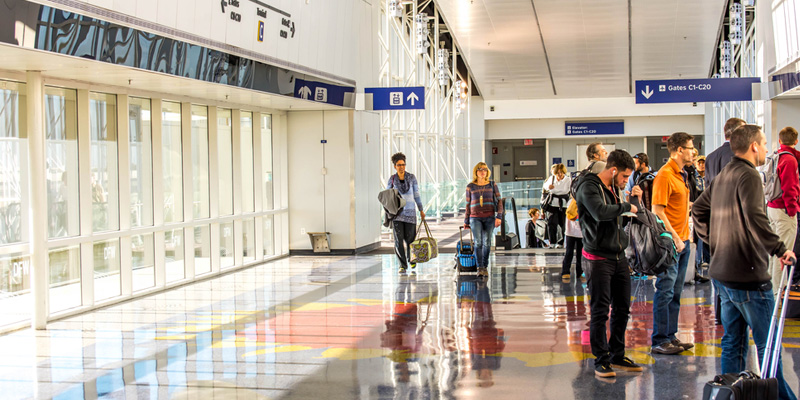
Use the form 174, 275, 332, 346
469, 217, 495, 268
716, 281, 797, 400
652, 240, 690, 346
696, 238, 710, 265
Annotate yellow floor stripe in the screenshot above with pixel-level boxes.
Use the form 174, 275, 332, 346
242, 345, 312, 358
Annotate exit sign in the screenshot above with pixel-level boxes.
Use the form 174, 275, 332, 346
524, 139, 533, 145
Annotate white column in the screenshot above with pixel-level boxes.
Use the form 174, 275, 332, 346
27, 72, 48, 329
117, 95, 132, 296
77, 89, 93, 308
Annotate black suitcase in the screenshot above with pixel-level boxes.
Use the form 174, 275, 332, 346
702, 261, 796, 400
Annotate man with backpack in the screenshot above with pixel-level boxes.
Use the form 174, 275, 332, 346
692, 124, 797, 400
574, 150, 644, 379
626, 153, 655, 209
650, 132, 695, 355
766, 127, 800, 296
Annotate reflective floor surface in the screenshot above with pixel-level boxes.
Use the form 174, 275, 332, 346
3, 253, 800, 399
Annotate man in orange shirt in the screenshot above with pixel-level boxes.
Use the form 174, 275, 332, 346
650, 132, 695, 355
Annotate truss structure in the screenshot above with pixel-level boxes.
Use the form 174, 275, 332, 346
379, 0, 474, 220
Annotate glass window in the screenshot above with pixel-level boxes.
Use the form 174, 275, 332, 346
217, 109, 233, 216
243, 219, 255, 264
94, 239, 120, 301
220, 222, 234, 269
191, 106, 209, 219
45, 88, 79, 239
194, 225, 211, 275
240, 112, 254, 212
129, 98, 153, 227
0, 83, 28, 245
165, 228, 184, 283
131, 233, 155, 292
89, 93, 119, 232
0, 253, 30, 326
161, 101, 183, 223
49, 245, 81, 313
263, 215, 274, 258
260, 114, 273, 210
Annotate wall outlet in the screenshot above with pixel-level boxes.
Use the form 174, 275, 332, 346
300, 228, 306, 235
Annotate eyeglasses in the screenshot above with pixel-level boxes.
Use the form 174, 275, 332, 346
395, 163, 406, 167
681, 146, 695, 151
478, 168, 489, 172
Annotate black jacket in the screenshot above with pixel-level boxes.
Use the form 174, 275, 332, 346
704, 142, 734, 186
692, 157, 787, 290
575, 173, 633, 260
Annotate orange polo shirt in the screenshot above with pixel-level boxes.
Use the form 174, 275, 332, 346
652, 158, 690, 241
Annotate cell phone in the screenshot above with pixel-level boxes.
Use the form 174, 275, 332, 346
621, 211, 637, 218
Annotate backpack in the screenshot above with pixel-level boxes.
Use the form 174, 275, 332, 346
759, 151, 793, 202
635, 172, 656, 212
569, 161, 598, 199
624, 198, 677, 275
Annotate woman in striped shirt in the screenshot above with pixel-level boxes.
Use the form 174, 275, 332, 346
464, 162, 503, 276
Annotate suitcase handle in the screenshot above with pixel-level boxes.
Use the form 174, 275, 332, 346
762, 257, 796, 378
459, 226, 474, 245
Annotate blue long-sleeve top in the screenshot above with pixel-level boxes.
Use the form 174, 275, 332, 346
386, 173, 424, 224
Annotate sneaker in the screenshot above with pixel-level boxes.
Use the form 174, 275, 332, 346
478, 267, 489, 276
562, 274, 570, 282
611, 357, 643, 372
694, 275, 709, 284
651, 342, 684, 355
595, 363, 616, 378
399, 267, 407, 274
671, 339, 694, 351
410, 262, 417, 269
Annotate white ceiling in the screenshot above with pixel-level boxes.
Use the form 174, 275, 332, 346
0, 43, 344, 112
436, 0, 727, 100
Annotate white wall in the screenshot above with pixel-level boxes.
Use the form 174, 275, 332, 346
487, 115, 705, 140
485, 97, 704, 120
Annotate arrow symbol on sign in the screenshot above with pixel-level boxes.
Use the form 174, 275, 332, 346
641, 85, 653, 99
407, 92, 419, 105
298, 86, 312, 100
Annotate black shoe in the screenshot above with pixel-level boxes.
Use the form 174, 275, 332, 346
694, 275, 709, 284
671, 339, 694, 351
595, 363, 616, 378
651, 342, 684, 355
611, 357, 643, 372
410, 262, 417, 269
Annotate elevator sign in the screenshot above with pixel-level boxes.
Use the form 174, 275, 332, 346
635, 77, 760, 104
365, 87, 425, 110
565, 122, 624, 136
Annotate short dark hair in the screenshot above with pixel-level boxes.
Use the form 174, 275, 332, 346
779, 126, 798, 145
633, 153, 649, 167
391, 152, 406, 166
724, 118, 746, 140
666, 132, 694, 153
586, 143, 603, 161
605, 150, 635, 172
730, 124, 763, 154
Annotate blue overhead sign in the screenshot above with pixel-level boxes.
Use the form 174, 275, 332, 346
365, 86, 425, 110
294, 78, 354, 107
565, 122, 624, 136
772, 72, 800, 96
635, 77, 760, 104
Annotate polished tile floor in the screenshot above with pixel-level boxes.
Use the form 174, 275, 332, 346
3, 253, 800, 399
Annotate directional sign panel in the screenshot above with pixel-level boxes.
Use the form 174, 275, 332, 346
635, 78, 760, 104
294, 78, 355, 107
565, 122, 624, 136
365, 87, 425, 110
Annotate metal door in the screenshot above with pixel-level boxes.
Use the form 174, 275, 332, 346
514, 146, 546, 180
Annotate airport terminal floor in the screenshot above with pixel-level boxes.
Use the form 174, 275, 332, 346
3, 249, 800, 399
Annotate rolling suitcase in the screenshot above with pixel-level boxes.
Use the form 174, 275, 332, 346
702, 261, 796, 400
455, 227, 478, 274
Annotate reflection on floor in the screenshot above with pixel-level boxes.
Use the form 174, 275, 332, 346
2, 253, 799, 399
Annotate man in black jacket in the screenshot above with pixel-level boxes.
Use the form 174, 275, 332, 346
692, 125, 796, 400
704, 117, 745, 186
575, 150, 643, 379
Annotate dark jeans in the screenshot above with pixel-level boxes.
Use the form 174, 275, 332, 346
715, 281, 797, 400
652, 240, 690, 346
561, 236, 583, 277
547, 208, 566, 245
469, 217, 495, 268
392, 221, 416, 268
584, 257, 631, 365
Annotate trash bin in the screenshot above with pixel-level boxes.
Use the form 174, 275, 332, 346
307, 232, 331, 253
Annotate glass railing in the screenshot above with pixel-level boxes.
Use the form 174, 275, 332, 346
496, 180, 545, 212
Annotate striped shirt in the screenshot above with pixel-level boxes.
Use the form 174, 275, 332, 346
464, 182, 503, 224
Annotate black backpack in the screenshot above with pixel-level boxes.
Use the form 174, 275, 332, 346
569, 161, 597, 199
624, 197, 677, 275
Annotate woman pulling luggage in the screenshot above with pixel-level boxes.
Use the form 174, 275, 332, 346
464, 162, 503, 277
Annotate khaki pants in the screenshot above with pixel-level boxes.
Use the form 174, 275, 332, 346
768, 207, 797, 295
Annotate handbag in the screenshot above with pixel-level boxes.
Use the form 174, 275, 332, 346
410, 219, 438, 263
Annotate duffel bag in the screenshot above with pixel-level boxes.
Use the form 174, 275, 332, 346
410, 219, 438, 263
